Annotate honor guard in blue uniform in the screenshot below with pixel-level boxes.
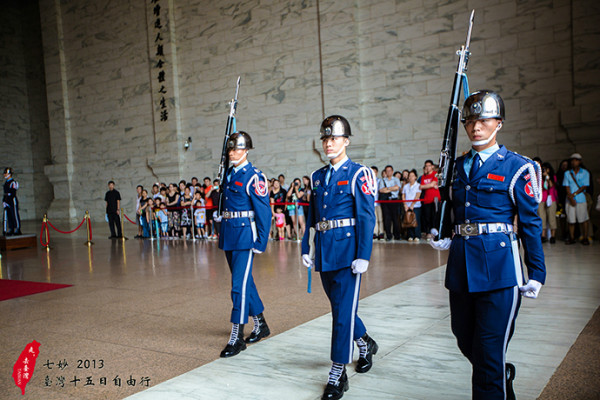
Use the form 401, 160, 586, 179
431, 91, 546, 400
218, 131, 272, 358
301, 116, 379, 400
3, 167, 22, 236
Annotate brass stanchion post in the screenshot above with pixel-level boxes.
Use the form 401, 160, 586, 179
120, 208, 128, 241
84, 210, 94, 246
42, 214, 51, 252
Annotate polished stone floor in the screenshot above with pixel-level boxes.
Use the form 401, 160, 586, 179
0, 220, 599, 399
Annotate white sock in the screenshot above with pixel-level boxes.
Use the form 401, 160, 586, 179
252, 315, 260, 333
228, 323, 240, 345
328, 362, 344, 385
356, 336, 368, 358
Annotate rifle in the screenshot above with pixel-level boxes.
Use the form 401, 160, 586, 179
217, 76, 241, 215
434, 10, 475, 240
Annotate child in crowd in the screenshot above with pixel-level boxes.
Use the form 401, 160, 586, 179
193, 189, 207, 239
180, 186, 193, 239
146, 198, 156, 238
274, 206, 286, 241
212, 210, 221, 239
157, 203, 168, 238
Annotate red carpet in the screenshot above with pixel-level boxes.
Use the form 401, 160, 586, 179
0, 279, 72, 301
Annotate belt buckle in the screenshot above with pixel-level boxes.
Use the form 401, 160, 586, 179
224, 211, 232, 219
318, 221, 330, 231
460, 223, 478, 236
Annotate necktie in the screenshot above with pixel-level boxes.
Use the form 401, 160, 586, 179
325, 166, 333, 185
227, 167, 234, 183
470, 154, 481, 179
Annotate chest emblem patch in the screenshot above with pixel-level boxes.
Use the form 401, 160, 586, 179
487, 174, 505, 182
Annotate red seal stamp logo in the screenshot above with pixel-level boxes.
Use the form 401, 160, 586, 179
255, 180, 268, 197
525, 181, 534, 198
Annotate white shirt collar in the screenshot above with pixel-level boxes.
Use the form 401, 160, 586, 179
471, 143, 500, 163
329, 155, 349, 172
232, 159, 249, 173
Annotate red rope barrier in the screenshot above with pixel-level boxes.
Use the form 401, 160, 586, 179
47, 217, 86, 234
123, 213, 137, 225
270, 201, 310, 207
375, 199, 422, 204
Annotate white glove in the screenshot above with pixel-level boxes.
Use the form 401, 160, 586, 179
2, 202, 8, 208
302, 254, 314, 269
351, 259, 369, 274
519, 279, 542, 299
252, 248, 262, 254
430, 238, 452, 251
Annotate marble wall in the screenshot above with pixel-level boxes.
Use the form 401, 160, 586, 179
7, 0, 599, 220
0, 1, 53, 221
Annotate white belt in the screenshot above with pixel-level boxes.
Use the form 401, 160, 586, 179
454, 223, 514, 236
315, 218, 356, 232
222, 211, 255, 219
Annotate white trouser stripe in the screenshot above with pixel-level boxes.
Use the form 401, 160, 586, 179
240, 250, 253, 324
510, 233, 524, 287
348, 273, 361, 363
502, 286, 519, 400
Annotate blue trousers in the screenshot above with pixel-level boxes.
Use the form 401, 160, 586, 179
3, 198, 20, 233
225, 250, 264, 324
450, 286, 521, 400
320, 267, 367, 364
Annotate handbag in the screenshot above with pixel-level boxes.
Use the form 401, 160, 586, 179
379, 179, 391, 201
402, 209, 418, 228
569, 171, 593, 208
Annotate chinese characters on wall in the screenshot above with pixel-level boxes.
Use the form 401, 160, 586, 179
152, 0, 168, 122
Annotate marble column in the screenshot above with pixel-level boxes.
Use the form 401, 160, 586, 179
40, 0, 77, 219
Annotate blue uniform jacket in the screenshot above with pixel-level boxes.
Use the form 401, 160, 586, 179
446, 145, 546, 292
3, 178, 18, 203
301, 159, 376, 272
218, 162, 271, 252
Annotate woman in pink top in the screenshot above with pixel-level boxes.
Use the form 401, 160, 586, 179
540, 162, 558, 243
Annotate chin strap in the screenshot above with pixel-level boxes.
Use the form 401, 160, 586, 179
470, 123, 501, 146
230, 152, 248, 166
326, 139, 349, 159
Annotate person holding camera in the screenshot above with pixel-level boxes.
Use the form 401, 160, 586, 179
286, 178, 306, 239
539, 162, 558, 243
563, 153, 590, 245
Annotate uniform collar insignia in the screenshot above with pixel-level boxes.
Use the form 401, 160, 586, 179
315, 180, 320, 187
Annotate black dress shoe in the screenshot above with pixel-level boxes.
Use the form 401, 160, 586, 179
321, 369, 348, 400
356, 334, 378, 373
220, 338, 246, 358
245, 313, 270, 343
541, 237, 548, 243
506, 362, 516, 400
